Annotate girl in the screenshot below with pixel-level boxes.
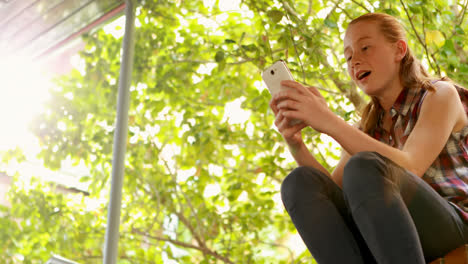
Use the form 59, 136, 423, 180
270, 13, 468, 264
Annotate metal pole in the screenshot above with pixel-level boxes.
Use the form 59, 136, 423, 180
103, 0, 136, 263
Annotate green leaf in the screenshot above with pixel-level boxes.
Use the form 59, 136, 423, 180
324, 18, 337, 28
382, 8, 398, 16
215, 50, 225, 62
79, 176, 91, 182
241, 44, 257, 52
426, 30, 445, 48
408, 3, 421, 13
267, 10, 284, 23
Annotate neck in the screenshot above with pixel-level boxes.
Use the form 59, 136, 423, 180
374, 78, 403, 112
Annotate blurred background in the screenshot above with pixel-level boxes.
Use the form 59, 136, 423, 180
1, 0, 467, 263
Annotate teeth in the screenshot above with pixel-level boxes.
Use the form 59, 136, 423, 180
358, 71, 369, 79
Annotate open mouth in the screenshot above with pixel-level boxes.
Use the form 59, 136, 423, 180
357, 71, 371, 80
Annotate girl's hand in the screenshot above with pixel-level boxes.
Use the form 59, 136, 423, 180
272, 80, 337, 134
269, 97, 307, 148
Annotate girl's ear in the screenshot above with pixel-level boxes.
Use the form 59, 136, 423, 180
395, 40, 407, 62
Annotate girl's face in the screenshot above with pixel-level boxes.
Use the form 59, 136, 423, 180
343, 21, 403, 96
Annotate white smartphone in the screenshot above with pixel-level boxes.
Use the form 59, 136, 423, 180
262, 60, 302, 125
261, 60, 295, 95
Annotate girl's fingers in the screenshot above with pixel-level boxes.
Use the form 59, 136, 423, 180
283, 120, 307, 138
293, 120, 307, 130
276, 110, 293, 131
307, 86, 324, 98
277, 109, 306, 131
272, 90, 303, 106
282, 109, 302, 121
278, 113, 291, 130
277, 99, 299, 110
274, 110, 285, 127
269, 99, 279, 115
280, 80, 325, 100
280, 80, 309, 94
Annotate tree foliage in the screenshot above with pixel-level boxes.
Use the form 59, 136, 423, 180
2, 0, 468, 263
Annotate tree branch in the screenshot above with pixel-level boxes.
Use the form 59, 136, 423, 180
81, 254, 153, 264
283, 10, 306, 83
432, 0, 468, 60
423, 13, 442, 75
400, 2, 425, 50
155, 46, 292, 68
253, 5, 274, 62
173, 210, 206, 250
458, 0, 468, 23
400, 0, 440, 75
282, 0, 340, 84
282, 1, 302, 22
335, 4, 353, 20
132, 228, 234, 264
303, 82, 341, 95
351, 0, 372, 12
260, 241, 295, 263
155, 145, 207, 246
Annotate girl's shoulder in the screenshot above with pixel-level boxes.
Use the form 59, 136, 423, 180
432, 79, 468, 93
432, 79, 456, 91
432, 80, 468, 103
415, 80, 461, 117
428, 80, 460, 99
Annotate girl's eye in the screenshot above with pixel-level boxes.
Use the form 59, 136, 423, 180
362, 46, 369, 51
346, 56, 352, 62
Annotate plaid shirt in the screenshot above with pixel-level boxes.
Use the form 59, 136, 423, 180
369, 83, 468, 222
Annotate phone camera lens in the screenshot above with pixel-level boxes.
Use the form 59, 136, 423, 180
270, 70, 275, 75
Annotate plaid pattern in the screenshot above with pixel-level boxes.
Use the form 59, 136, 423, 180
369, 83, 468, 222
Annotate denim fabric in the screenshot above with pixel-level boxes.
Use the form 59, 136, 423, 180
281, 151, 468, 264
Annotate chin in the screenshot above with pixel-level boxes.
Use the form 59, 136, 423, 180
358, 83, 379, 96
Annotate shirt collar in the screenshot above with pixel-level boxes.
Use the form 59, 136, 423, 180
376, 87, 421, 127
389, 87, 420, 118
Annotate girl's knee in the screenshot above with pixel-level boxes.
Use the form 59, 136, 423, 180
281, 166, 328, 206
342, 151, 388, 196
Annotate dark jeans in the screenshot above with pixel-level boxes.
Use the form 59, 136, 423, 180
281, 151, 468, 264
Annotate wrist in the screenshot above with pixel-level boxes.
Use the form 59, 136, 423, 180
288, 140, 306, 156
323, 113, 345, 136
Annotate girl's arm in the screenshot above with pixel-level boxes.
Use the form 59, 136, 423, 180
288, 141, 351, 187
328, 81, 463, 177
275, 80, 465, 177
288, 140, 332, 178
